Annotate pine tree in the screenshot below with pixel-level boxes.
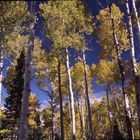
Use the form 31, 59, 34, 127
3, 50, 25, 138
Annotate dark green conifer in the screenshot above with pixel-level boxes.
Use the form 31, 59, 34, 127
3, 50, 25, 137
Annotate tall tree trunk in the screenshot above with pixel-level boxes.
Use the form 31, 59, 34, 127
58, 59, 64, 140
66, 47, 76, 140
0, 47, 3, 107
81, 95, 86, 139
0, 45, 3, 127
51, 91, 55, 140
82, 81, 86, 136
82, 51, 93, 140
132, 0, 140, 38
106, 85, 112, 137
19, 1, 35, 140
109, 6, 134, 140
125, 0, 140, 130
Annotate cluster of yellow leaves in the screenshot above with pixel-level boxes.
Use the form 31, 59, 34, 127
0, 1, 28, 34
0, 109, 4, 118
71, 61, 91, 88
33, 43, 58, 82
28, 111, 37, 128
0, 129, 11, 135
4, 29, 41, 60
94, 60, 119, 84
33, 39, 48, 79
40, 0, 94, 52
138, 63, 140, 75
29, 93, 39, 107
97, 4, 129, 59
28, 94, 40, 128
6, 65, 16, 79
5, 33, 28, 58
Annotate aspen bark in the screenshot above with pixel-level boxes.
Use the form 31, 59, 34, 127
66, 47, 76, 140
125, 0, 140, 130
106, 85, 112, 136
76, 94, 84, 137
132, 0, 140, 37
109, 6, 134, 140
0, 45, 3, 112
19, 1, 35, 140
81, 96, 85, 137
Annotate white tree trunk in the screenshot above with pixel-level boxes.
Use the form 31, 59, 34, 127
106, 85, 112, 137
81, 96, 86, 139
81, 96, 85, 133
66, 47, 76, 140
109, 5, 134, 139
0, 47, 3, 109
132, 0, 140, 36
19, 1, 35, 140
76, 94, 83, 137
82, 81, 86, 133
124, 93, 135, 140
125, 0, 140, 130
0, 46, 3, 127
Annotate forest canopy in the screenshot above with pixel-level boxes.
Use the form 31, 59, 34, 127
0, 0, 140, 140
